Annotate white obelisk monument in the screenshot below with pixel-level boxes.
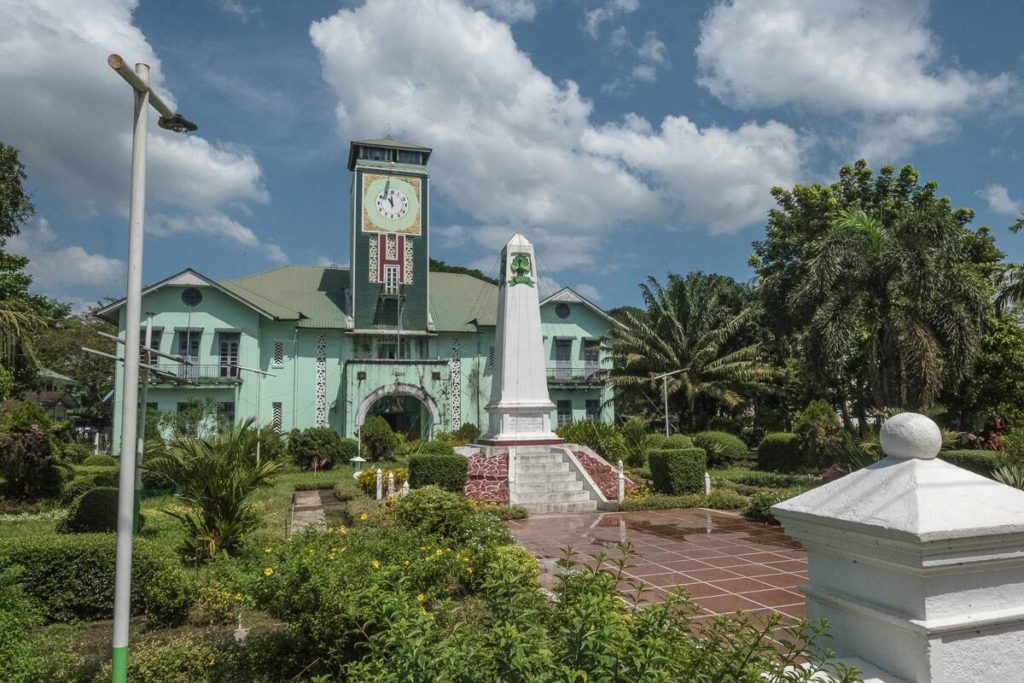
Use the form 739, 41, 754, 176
481, 233, 562, 446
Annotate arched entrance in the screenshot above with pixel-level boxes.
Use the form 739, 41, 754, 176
355, 383, 442, 440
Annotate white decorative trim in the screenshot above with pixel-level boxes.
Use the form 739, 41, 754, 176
403, 239, 414, 284
367, 237, 379, 283
315, 335, 327, 427
450, 338, 462, 431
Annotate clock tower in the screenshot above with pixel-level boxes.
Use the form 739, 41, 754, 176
348, 138, 432, 333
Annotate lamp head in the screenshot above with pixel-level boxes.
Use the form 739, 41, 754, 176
158, 113, 198, 133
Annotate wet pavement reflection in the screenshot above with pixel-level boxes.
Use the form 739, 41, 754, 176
507, 508, 807, 619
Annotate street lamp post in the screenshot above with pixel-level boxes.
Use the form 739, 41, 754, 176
107, 53, 197, 683
652, 368, 685, 437
235, 364, 275, 461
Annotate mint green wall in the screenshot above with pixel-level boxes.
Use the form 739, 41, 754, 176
112, 288, 617, 453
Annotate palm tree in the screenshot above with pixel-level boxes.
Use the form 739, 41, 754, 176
789, 207, 990, 410
144, 418, 281, 560
611, 273, 780, 431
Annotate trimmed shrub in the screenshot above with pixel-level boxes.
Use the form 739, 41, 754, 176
453, 422, 481, 445
408, 453, 469, 492
83, 453, 117, 467
714, 467, 820, 488
938, 449, 1002, 477
473, 501, 528, 520
58, 441, 94, 464
72, 464, 119, 478
620, 489, 747, 511
288, 427, 342, 470
395, 485, 474, 538
0, 534, 193, 624
0, 425, 64, 499
647, 433, 694, 450
744, 488, 799, 525
256, 425, 288, 461
757, 432, 804, 472
60, 471, 118, 504
794, 399, 842, 468
59, 486, 144, 533
706, 416, 743, 434
692, 431, 749, 467
647, 447, 707, 495
360, 416, 399, 461
339, 437, 359, 464
418, 439, 457, 456
555, 420, 628, 462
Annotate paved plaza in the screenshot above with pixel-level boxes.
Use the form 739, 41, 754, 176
508, 508, 808, 620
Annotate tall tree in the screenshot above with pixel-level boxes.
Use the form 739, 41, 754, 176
752, 161, 999, 412
611, 272, 779, 431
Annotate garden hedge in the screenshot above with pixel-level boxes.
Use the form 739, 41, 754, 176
418, 439, 457, 456
82, 453, 117, 467
647, 433, 694, 450
60, 471, 119, 504
938, 450, 1001, 477
408, 453, 469, 492
620, 489, 747, 512
743, 488, 799, 525
0, 534, 193, 624
692, 431, 749, 467
757, 432, 804, 472
647, 447, 706, 495
59, 486, 142, 533
288, 427, 342, 470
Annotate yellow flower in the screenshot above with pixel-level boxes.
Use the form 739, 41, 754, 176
359, 513, 369, 521
416, 593, 425, 602
234, 593, 243, 601
403, 560, 410, 566
418, 545, 427, 551
338, 525, 347, 535
263, 547, 273, 554
371, 559, 380, 569
263, 567, 274, 577
435, 549, 443, 556
465, 567, 473, 574
329, 554, 336, 561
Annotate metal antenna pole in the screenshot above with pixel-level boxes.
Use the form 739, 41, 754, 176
134, 313, 153, 531
111, 61, 148, 683
653, 368, 686, 438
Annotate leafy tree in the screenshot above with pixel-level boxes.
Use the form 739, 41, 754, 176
946, 315, 1024, 428
360, 415, 398, 461
144, 418, 281, 560
33, 312, 116, 425
0, 143, 32, 243
752, 161, 999, 413
611, 273, 779, 431
428, 258, 498, 286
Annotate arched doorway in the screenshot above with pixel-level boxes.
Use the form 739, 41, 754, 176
355, 383, 442, 440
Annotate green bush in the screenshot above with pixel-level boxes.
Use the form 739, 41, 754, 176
0, 425, 64, 499
57, 441, 94, 464
794, 399, 842, 468
647, 433, 694, 450
60, 470, 119, 504
555, 420, 627, 462
757, 432, 804, 472
744, 488, 799, 524
58, 486, 144, 533
0, 566, 83, 682
714, 467, 820, 488
939, 449, 1002, 477
2, 402, 51, 431
360, 416, 399, 461
288, 426, 341, 470
408, 453, 468, 493
691, 431, 749, 467
620, 416, 653, 467
473, 502, 528, 520
647, 447, 707, 495
82, 453, 117, 467
71, 464, 119, 477
256, 425, 288, 461
706, 416, 743, 434
452, 422, 481, 445
0, 534, 193, 624
418, 439, 457, 456
339, 437, 359, 464
395, 485, 474, 538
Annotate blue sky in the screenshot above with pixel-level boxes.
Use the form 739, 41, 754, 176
1, 0, 1022, 311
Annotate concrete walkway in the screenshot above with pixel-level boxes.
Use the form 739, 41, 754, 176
508, 508, 807, 620
291, 490, 327, 533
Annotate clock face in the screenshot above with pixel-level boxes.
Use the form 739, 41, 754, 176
376, 187, 409, 220
361, 174, 422, 235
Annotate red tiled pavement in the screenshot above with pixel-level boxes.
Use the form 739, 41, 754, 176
506, 508, 807, 619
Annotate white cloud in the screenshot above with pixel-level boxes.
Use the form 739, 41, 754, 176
572, 283, 602, 302
696, 0, 1013, 161
149, 212, 288, 262
7, 217, 124, 290
603, 29, 670, 91
0, 0, 271, 225
978, 184, 1023, 216
584, 0, 639, 39
312, 0, 800, 265
583, 114, 805, 232
466, 0, 538, 22
217, 0, 260, 21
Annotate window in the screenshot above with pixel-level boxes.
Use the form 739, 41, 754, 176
557, 400, 573, 427
383, 264, 400, 295
396, 150, 423, 164
144, 329, 162, 351
177, 330, 201, 380
272, 340, 285, 366
583, 340, 601, 377
219, 332, 240, 378
176, 402, 198, 437
145, 402, 158, 413
359, 146, 390, 162
585, 400, 600, 421
377, 338, 409, 360
181, 288, 203, 307
555, 302, 571, 319
219, 402, 235, 426
272, 402, 283, 433
554, 339, 572, 380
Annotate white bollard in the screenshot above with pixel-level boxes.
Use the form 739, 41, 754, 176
387, 471, 395, 497
401, 480, 409, 497
704, 471, 711, 496
617, 459, 625, 501
375, 467, 383, 501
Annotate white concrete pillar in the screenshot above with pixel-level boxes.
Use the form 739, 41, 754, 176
387, 471, 395, 497
774, 412, 1024, 683
375, 467, 382, 501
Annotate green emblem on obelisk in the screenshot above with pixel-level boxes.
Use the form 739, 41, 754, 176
508, 252, 535, 288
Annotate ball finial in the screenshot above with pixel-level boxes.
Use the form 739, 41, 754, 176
879, 412, 941, 460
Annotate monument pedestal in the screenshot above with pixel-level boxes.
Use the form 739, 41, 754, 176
478, 404, 562, 447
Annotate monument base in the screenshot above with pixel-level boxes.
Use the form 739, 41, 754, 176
481, 403, 561, 448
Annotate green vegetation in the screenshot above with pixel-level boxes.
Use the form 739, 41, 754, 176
556, 419, 627, 463
408, 453, 469, 492
757, 432, 803, 472
287, 426, 343, 469
648, 447, 707, 495
691, 430, 748, 467
360, 415, 399, 461
58, 486, 129, 533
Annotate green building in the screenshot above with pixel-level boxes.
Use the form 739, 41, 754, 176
99, 139, 621, 451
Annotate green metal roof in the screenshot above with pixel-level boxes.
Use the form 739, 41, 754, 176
220, 266, 351, 328
351, 137, 432, 151
428, 272, 497, 331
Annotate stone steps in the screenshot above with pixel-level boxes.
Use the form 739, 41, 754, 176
517, 470, 578, 484
517, 462, 573, 474
516, 480, 584, 495
526, 500, 598, 514
509, 447, 600, 513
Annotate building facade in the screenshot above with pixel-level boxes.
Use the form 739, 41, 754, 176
99, 139, 621, 452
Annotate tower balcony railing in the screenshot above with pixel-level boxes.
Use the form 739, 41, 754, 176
150, 362, 243, 384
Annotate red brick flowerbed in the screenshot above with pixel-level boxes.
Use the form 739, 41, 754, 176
464, 451, 508, 504
575, 450, 638, 501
